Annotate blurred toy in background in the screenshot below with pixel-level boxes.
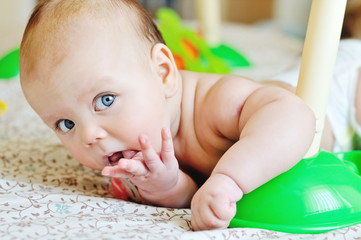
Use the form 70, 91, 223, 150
157, 8, 250, 74
0, 100, 7, 116
0, 48, 19, 79
0, 48, 18, 116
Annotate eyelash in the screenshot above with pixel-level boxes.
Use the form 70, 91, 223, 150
94, 93, 116, 111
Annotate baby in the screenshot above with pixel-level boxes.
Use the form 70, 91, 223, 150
20, 0, 352, 231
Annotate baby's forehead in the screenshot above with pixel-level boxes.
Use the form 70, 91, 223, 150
31, 9, 126, 51
21, 8, 140, 80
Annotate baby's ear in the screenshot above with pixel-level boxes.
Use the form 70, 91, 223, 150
151, 43, 178, 98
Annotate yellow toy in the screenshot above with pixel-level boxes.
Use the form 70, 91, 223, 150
0, 100, 7, 116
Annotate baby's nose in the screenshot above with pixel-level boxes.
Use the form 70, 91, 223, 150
81, 124, 107, 148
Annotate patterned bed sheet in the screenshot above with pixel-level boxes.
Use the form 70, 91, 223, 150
1, 23, 361, 240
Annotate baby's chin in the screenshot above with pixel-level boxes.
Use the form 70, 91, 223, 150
74, 156, 106, 171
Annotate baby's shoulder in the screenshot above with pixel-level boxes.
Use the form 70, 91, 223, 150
182, 71, 262, 103
181, 71, 265, 117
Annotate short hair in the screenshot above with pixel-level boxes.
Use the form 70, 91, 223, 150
20, 0, 165, 78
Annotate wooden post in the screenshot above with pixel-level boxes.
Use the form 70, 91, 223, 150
195, 0, 221, 46
296, 0, 347, 157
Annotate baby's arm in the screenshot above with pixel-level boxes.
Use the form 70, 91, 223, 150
217, 85, 315, 192
102, 128, 197, 208
191, 79, 315, 230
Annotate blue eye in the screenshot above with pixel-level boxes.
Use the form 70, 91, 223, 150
58, 119, 75, 133
95, 94, 115, 111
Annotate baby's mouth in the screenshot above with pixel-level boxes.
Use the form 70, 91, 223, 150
104, 150, 138, 166
107, 152, 123, 166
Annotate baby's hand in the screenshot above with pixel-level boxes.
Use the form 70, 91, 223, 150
102, 128, 180, 203
191, 173, 243, 231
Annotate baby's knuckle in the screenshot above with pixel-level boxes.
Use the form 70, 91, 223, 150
204, 218, 222, 229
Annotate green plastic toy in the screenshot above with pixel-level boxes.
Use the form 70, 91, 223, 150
229, 150, 361, 233
210, 43, 250, 69
156, 8, 250, 74
0, 48, 19, 79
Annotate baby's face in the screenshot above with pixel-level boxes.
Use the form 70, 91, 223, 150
22, 20, 171, 171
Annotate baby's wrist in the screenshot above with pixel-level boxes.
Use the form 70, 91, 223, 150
210, 173, 244, 199
139, 170, 196, 208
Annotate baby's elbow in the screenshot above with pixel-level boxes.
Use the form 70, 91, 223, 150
295, 98, 316, 141
277, 88, 316, 135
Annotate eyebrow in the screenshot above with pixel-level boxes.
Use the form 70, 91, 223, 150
77, 76, 115, 103
41, 106, 72, 128
41, 114, 60, 129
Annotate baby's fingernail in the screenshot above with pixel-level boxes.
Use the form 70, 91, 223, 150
102, 169, 110, 176
140, 136, 147, 144
163, 128, 170, 138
